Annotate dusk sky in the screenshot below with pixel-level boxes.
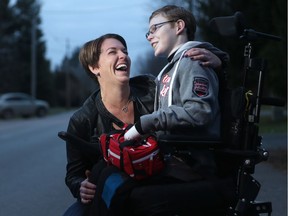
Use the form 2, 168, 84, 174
40, 0, 156, 73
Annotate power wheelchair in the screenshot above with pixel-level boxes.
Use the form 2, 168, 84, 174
126, 12, 283, 216
149, 12, 283, 216
58, 12, 284, 216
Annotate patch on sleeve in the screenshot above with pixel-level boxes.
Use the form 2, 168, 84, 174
193, 77, 209, 97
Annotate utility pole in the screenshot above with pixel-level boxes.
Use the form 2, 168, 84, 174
65, 38, 71, 109
31, 17, 37, 98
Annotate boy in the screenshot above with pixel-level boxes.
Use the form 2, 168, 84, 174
125, 5, 221, 174
125, 6, 233, 215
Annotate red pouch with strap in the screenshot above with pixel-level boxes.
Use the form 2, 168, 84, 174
99, 127, 164, 180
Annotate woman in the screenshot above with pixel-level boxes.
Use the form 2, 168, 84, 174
63, 33, 228, 216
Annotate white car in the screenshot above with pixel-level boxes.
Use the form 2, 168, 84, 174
0, 92, 50, 119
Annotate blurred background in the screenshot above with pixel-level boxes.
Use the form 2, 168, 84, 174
0, 0, 286, 215
0, 0, 286, 109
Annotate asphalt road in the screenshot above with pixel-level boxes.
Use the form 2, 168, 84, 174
0, 111, 75, 216
0, 111, 286, 216
254, 133, 287, 216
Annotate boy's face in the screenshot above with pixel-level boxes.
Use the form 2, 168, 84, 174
147, 14, 178, 57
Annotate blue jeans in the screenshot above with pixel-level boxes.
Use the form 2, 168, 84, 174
63, 201, 87, 216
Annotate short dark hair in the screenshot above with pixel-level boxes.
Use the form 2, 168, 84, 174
149, 5, 196, 41
79, 33, 128, 82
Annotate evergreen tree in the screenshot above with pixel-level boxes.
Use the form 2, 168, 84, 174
0, 0, 53, 102
0, 0, 19, 92
55, 47, 96, 107
197, 0, 287, 99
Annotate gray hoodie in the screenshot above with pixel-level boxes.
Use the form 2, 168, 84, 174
140, 41, 222, 139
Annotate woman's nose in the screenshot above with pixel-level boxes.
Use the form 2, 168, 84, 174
119, 51, 128, 58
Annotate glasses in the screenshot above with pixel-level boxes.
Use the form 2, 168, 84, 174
145, 20, 175, 38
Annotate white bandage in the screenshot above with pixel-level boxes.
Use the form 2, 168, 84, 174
124, 125, 141, 140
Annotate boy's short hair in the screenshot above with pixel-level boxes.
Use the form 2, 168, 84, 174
149, 5, 196, 41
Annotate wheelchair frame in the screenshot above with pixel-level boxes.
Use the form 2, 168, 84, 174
212, 12, 282, 216
158, 12, 283, 216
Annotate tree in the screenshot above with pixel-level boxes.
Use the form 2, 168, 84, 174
54, 47, 96, 107
135, 50, 167, 77
197, 0, 287, 99
0, 0, 19, 92
0, 0, 53, 103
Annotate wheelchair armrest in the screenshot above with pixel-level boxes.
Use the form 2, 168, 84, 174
157, 134, 222, 150
217, 147, 269, 162
157, 135, 269, 162
58, 131, 101, 154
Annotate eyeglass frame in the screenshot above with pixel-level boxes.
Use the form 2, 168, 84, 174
145, 20, 176, 39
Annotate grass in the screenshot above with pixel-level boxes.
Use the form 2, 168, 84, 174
258, 107, 287, 171
259, 106, 287, 133
259, 117, 287, 134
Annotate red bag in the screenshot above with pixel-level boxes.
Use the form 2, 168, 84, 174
99, 129, 165, 180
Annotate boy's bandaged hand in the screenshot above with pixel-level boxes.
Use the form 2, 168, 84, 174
124, 121, 143, 140
124, 125, 141, 140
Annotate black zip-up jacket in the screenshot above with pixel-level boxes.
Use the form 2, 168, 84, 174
65, 75, 155, 198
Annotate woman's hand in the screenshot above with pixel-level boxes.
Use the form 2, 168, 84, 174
79, 170, 96, 204
184, 48, 222, 69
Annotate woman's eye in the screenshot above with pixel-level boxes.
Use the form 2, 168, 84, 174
108, 50, 116, 54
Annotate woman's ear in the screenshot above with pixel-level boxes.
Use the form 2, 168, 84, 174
88, 65, 100, 77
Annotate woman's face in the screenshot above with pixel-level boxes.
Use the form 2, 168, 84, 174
146, 14, 178, 57
94, 38, 131, 86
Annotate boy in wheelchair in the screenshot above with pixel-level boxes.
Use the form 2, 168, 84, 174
124, 5, 274, 216
122, 5, 235, 215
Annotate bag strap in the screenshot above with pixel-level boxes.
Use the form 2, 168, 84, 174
106, 125, 137, 150
119, 133, 155, 150
119, 140, 138, 150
